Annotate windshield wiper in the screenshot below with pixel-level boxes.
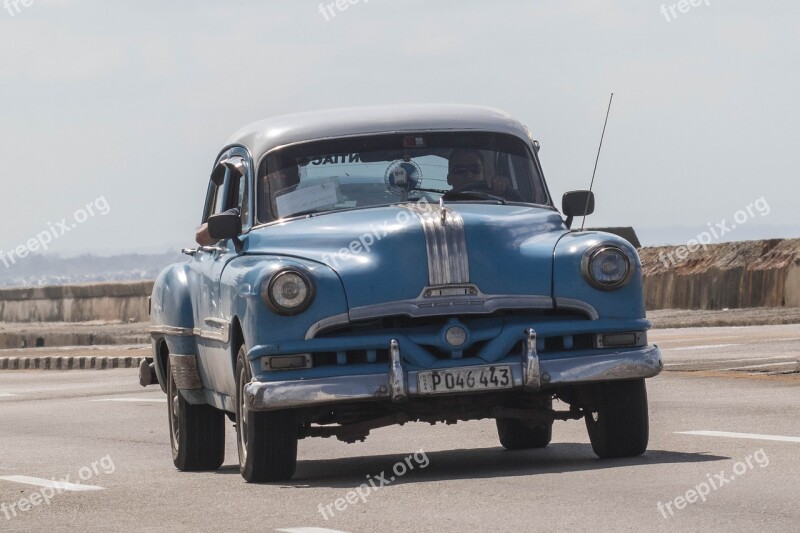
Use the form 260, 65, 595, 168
442, 190, 507, 204
409, 187, 449, 195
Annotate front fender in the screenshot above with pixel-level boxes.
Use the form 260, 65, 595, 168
219, 254, 350, 359
553, 232, 647, 321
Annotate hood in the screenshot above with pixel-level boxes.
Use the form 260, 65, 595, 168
243, 204, 567, 309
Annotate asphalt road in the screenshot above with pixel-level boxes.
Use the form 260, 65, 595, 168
652, 324, 800, 372
0, 326, 798, 532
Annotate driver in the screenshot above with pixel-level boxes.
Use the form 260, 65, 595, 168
447, 149, 520, 200
447, 149, 486, 192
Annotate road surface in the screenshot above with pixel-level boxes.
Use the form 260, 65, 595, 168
0, 325, 798, 531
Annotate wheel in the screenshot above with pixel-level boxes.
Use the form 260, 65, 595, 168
497, 419, 552, 450
235, 346, 298, 482
585, 379, 649, 459
167, 356, 225, 471
496, 396, 553, 450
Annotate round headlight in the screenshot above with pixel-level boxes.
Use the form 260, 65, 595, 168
582, 246, 633, 290
262, 269, 315, 315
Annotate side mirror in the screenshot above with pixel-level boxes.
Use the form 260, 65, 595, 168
208, 212, 241, 241
562, 190, 595, 229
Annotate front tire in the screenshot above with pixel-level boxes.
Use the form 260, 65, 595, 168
167, 356, 225, 471
235, 346, 298, 482
585, 379, 649, 459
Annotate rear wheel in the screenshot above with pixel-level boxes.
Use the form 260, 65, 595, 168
585, 379, 649, 458
167, 356, 225, 471
496, 397, 553, 450
235, 346, 298, 482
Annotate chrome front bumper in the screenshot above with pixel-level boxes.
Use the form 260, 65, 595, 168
243, 330, 663, 412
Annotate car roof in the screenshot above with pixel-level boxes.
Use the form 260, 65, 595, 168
226, 104, 532, 161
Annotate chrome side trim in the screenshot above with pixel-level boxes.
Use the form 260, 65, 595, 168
305, 313, 351, 340
523, 328, 541, 391
197, 318, 231, 343
389, 339, 407, 402
408, 204, 469, 285
150, 319, 232, 343
244, 346, 663, 411
553, 298, 600, 320
349, 293, 553, 321
150, 325, 194, 337
169, 353, 203, 390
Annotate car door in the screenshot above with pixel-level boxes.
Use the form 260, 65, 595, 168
186, 147, 252, 396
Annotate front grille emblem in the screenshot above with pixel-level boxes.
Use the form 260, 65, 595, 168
445, 326, 467, 347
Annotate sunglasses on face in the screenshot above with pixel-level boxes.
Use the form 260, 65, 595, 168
450, 164, 484, 176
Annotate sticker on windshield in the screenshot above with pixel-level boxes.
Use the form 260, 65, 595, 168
276, 181, 340, 218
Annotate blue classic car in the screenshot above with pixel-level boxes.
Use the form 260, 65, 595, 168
144, 104, 663, 482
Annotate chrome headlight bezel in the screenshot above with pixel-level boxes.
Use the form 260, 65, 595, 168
581, 244, 635, 291
262, 268, 315, 315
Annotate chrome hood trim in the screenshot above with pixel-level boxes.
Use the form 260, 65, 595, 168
406, 203, 469, 285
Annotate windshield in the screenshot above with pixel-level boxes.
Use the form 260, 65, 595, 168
256, 132, 549, 223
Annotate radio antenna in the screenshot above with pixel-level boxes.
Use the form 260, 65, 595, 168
580, 92, 614, 231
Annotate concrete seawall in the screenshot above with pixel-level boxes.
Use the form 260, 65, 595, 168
0, 238, 797, 324
0, 281, 153, 323
640, 239, 800, 310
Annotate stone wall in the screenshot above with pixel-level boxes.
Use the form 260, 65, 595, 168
0, 281, 153, 323
640, 239, 800, 310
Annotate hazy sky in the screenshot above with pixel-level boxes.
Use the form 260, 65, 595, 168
1, 0, 798, 256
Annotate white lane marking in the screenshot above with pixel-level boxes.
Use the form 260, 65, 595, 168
664, 357, 800, 368
678, 431, 800, 443
0, 393, 18, 397
90, 398, 166, 403
666, 359, 799, 371
662, 344, 740, 351
716, 362, 799, 372
0, 476, 104, 491
277, 529, 351, 533
666, 356, 795, 364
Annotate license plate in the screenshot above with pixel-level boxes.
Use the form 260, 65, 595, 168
417, 366, 513, 395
